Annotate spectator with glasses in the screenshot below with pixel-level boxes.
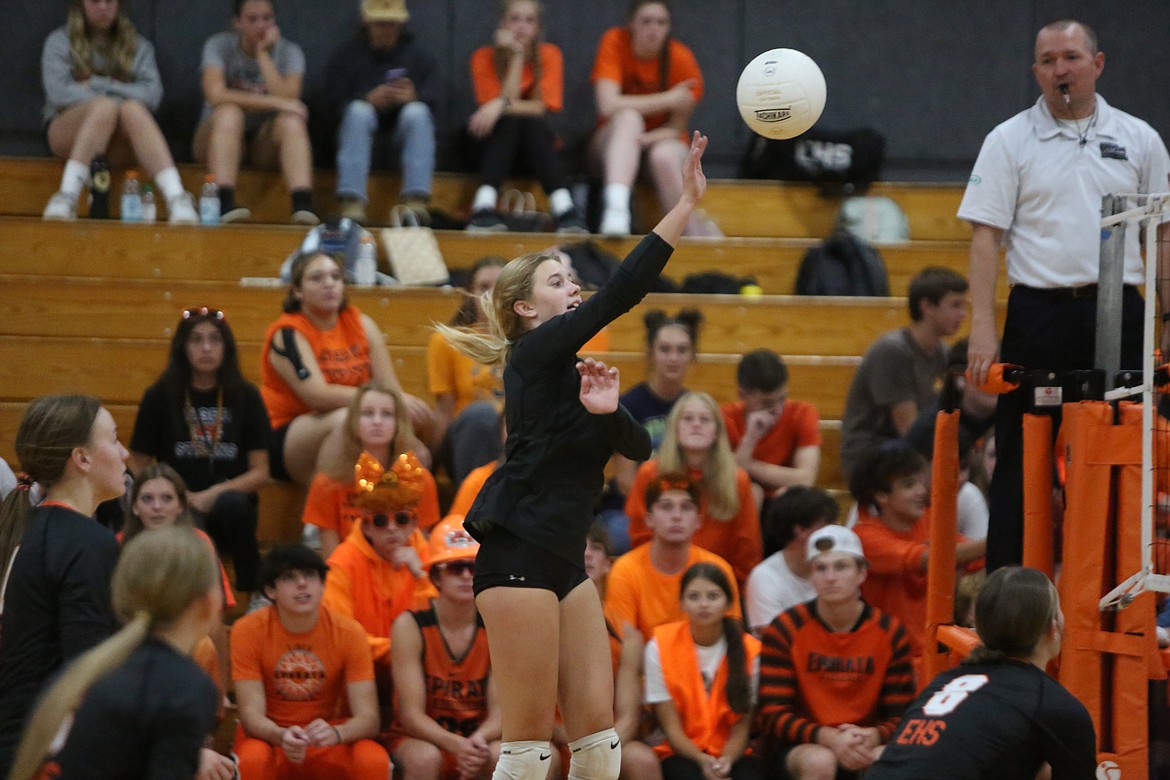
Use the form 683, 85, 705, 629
322, 450, 436, 706
386, 517, 503, 778
130, 307, 270, 604
303, 381, 439, 559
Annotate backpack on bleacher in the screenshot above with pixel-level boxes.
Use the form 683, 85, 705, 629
280, 217, 381, 285
794, 230, 889, 297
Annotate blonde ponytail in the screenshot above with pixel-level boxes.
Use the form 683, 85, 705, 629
7, 613, 151, 780
433, 251, 558, 366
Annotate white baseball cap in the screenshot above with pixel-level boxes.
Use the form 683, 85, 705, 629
807, 524, 866, 563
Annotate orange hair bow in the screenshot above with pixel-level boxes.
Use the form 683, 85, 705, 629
353, 451, 426, 512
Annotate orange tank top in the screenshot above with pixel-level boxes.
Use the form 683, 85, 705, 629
260, 307, 372, 428
395, 606, 491, 737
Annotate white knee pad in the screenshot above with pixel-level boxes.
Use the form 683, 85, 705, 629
567, 728, 621, 780
494, 740, 554, 780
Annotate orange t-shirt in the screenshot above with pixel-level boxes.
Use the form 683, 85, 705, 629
260, 307, 372, 429
605, 543, 740, 641
322, 522, 437, 664
854, 507, 932, 655
624, 460, 762, 587
230, 605, 374, 727
470, 42, 564, 112
302, 466, 442, 536
721, 400, 822, 468
590, 26, 703, 132
448, 461, 497, 518
426, 331, 504, 418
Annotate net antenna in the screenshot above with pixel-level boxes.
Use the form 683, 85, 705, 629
1099, 192, 1170, 610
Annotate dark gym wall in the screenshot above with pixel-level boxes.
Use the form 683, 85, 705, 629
2, 0, 1167, 180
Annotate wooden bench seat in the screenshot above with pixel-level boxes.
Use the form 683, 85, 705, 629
0, 156, 971, 241
1, 274, 1005, 358
0, 217, 1006, 299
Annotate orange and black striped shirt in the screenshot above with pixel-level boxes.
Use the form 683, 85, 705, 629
757, 600, 915, 749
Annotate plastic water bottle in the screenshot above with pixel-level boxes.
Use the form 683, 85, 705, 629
120, 170, 142, 223
199, 175, 220, 225
88, 157, 110, 219
353, 233, 377, 285
140, 184, 157, 223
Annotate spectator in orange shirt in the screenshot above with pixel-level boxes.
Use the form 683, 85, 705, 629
323, 451, 437, 714
303, 381, 440, 557
850, 443, 985, 657
722, 349, 821, 513
626, 392, 762, 587
465, 0, 587, 233
232, 543, 389, 780
607, 471, 742, 641
589, 0, 717, 238
428, 257, 505, 484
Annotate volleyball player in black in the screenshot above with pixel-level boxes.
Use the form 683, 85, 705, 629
868, 566, 1095, 780
436, 132, 709, 780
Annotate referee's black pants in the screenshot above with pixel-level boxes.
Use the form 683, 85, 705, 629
986, 284, 1144, 571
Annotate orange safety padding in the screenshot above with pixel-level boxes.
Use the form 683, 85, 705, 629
1022, 413, 1055, 577
923, 410, 960, 685
936, 624, 980, 659
1057, 402, 1115, 744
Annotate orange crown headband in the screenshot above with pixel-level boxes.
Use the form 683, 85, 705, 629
353, 451, 426, 512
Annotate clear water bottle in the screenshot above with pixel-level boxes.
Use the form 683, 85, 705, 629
120, 170, 142, 223
353, 233, 377, 285
199, 174, 220, 225
140, 184, 157, 223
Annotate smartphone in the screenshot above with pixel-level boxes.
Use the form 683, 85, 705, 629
384, 68, 408, 83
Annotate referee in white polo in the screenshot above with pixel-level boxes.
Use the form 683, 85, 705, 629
960, 18, 1170, 570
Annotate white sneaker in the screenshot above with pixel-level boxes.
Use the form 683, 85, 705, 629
167, 192, 199, 224
599, 206, 631, 238
221, 206, 251, 224
43, 191, 77, 220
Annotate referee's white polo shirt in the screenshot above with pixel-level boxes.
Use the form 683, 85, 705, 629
958, 94, 1170, 289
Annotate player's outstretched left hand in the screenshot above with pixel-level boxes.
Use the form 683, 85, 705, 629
578, 357, 620, 415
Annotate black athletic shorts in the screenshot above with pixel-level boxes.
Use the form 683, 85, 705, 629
473, 525, 587, 600
268, 422, 292, 482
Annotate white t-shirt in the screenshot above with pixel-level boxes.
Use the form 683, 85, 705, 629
744, 552, 816, 634
644, 634, 759, 705
958, 94, 1170, 288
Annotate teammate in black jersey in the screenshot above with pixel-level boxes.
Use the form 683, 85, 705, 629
868, 566, 1095, 780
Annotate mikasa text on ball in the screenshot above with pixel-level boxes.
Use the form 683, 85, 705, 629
737, 48, 826, 140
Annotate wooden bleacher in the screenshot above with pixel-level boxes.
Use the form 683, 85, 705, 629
0, 157, 997, 540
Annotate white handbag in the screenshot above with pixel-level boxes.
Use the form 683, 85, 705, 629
381, 206, 449, 285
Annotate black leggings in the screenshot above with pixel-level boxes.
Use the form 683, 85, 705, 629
477, 115, 569, 194
197, 489, 261, 592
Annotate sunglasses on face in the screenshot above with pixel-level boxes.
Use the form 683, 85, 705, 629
371, 510, 414, 528
182, 307, 226, 321
441, 560, 475, 576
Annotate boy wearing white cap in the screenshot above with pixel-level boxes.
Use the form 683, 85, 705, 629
756, 525, 916, 780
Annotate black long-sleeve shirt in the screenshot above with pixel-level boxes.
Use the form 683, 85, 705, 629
0, 504, 120, 775
54, 638, 218, 780
324, 30, 438, 118
466, 233, 672, 565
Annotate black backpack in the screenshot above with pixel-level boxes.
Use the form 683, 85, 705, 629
794, 230, 890, 297
740, 126, 886, 195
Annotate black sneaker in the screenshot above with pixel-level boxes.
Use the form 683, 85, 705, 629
555, 208, 589, 235
466, 208, 508, 232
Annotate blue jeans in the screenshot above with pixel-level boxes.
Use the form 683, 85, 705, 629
335, 99, 435, 202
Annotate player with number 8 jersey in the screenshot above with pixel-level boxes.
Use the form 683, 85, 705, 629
867, 567, 1095, 779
